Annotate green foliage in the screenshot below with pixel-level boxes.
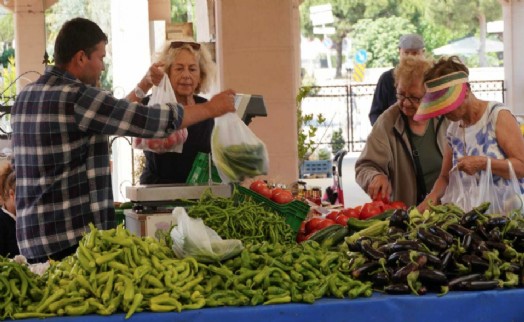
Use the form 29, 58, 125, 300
317, 148, 331, 161
0, 11, 14, 43
330, 128, 345, 155
0, 47, 14, 68
424, 0, 501, 36
297, 86, 326, 163
170, 0, 194, 23
351, 17, 417, 67
0, 56, 16, 102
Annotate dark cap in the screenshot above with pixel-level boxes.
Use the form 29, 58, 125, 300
399, 34, 424, 50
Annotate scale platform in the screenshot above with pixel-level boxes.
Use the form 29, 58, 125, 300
124, 183, 233, 237
126, 183, 232, 202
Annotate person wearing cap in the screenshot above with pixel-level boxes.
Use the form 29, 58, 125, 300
355, 55, 449, 206
369, 33, 425, 125
416, 55, 524, 212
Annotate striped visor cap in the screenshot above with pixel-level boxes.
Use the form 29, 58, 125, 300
414, 71, 468, 121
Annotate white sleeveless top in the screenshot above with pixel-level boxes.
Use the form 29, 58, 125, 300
447, 101, 524, 193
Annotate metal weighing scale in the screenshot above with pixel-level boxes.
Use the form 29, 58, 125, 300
124, 94, 268, 238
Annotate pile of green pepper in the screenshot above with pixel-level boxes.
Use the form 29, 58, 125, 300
183, 188, 296, 245
0, 220, 372, 320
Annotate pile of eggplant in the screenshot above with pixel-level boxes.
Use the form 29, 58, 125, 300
343, 202, 524, 295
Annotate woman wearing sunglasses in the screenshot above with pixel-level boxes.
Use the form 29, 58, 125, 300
355, 55, 449, 207
130, 40, 218, 184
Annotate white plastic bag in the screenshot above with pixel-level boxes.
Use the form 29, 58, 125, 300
132, 74, 188, 153
441, 165, 479, 212
478, 159, 524, 215
211, 112, 269, 183
442, 159, 524, 215
170, 207, 244, 263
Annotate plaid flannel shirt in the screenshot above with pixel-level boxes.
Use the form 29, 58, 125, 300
12, 66, 184, 260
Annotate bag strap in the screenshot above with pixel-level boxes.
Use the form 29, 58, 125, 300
401, 114, 427, 203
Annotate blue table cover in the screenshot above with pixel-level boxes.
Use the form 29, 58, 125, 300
17, 289, 524, 322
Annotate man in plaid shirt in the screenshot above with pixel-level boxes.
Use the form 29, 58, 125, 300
11, 17, 236, 263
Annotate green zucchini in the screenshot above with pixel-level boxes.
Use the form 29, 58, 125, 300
321, 226, 349, 248
306, 224, 345, 244
347, 217, 380, 231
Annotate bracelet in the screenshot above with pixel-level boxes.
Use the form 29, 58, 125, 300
134, 85, 146, 99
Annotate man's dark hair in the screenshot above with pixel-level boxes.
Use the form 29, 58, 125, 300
53, 17, 108, 66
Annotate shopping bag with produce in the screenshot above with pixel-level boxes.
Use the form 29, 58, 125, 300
132, 73, 188, 153
441, 165, 479, 212
211, 112, 269, 183
478, 159, 524, 215
170, 207, 244, 263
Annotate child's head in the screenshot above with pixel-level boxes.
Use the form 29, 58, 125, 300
0, 163, 15, 214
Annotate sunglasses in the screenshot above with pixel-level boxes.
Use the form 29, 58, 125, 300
170, 41, 201, 50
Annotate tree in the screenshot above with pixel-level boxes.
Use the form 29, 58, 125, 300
170, 0, 193, 23
351, 17, 417, 68
330, 128, 345, 155
424, 0, 502, 67
0, 10, 14, 48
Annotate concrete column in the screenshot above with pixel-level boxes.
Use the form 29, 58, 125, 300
501, 1, 524, 114
215, 0, 301, 185
148, 0, 171, 23
12, 0, 47, 89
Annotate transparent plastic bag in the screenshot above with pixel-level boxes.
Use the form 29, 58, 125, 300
478, 159, 524, 215
170, 207, 244, 263
132, 74, 188, 153
211, 112, 269, 183
441, 165, 479, 213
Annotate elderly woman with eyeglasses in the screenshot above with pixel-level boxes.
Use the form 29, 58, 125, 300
128, 40, 219, 184
355, 55, 449, 207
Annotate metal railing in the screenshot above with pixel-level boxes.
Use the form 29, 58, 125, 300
300, 80, 506, 154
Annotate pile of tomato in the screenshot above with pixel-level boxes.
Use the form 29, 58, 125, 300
249, 180, 294, 204
296, 198, 408, 243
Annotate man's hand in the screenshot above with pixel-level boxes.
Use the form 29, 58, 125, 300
206, 89, 237, 117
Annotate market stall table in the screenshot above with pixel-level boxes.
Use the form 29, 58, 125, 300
17, 288, 524, 322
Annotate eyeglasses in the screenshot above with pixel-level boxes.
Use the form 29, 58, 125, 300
396, 93, 423, 105
170, 41, 201, 50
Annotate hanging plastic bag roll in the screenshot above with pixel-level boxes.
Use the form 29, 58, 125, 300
211, 112, 269, 183
132, 73, 188, 153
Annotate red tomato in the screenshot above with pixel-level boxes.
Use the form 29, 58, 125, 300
340, 208, 360, 219
271, 188, 283, 200
298, 220, 307, 235
315, 218, 338, 230
359, 202, 383, 220
250, 180, 267, 192
305, 217, 325, 234
147, 139, 163, 150
326, 211, 340, 221
390, 200, 407, 210
162, 134, 178, 149
249, 180, 272, 199
272, 190, 294, 204
134, 138, 142, 146
335, 214, 350, 226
